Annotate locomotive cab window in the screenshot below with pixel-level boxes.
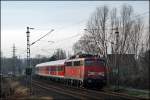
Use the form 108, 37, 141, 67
73, 61, 80, 66
66, 62, 72, 66
85, 59, 105, 66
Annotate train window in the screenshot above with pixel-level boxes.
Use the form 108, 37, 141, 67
66, 62, 72, 66
56, 67, 59, 71
57, 67, 63, 71
73, 61, 80, 66
85, 60, 94, 66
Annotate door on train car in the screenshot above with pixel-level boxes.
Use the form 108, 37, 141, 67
72, 60, 82, 78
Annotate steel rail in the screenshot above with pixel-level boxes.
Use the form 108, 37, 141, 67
32, 80, 101, 100
33, 78, 146, 100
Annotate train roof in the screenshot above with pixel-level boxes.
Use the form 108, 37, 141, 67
35, 59, 67, 68
66, 58, 84, 62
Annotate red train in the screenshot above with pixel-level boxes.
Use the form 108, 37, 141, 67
35, 54, 107, 88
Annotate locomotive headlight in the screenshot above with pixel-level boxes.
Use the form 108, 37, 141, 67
98, 72, 104, 76
88, 71, 95, 75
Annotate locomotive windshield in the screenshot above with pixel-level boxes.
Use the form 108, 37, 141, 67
84, 59, 105, 66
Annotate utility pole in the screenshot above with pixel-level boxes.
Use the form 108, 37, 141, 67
12, 44, 16, 76
26, 26, 34, 96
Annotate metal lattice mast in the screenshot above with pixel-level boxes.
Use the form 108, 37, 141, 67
26, 26, 34, 95
26, 27, 53, 96
26, 27, 30, 70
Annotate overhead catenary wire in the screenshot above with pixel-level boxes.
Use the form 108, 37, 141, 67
48, 11, 149, 45
34, 10, 149, 47
22, 9, 149, 58
49, 33, 82, 44
16, 20, 85, 57
30, 29, 54, 46
35, 34, 81, 55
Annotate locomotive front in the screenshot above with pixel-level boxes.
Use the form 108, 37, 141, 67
83, 58, 107, 88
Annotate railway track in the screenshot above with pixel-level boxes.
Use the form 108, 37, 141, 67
33, 80, 101, 100
32, 78, 143, 100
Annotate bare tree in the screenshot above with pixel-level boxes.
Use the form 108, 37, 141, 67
73, 33, 102, 55
109, 7, 120, 54
145, 28, 150, 51
73, 4, 148, 89
75, 5, 109, 56
52, 48, 67, 60
129, 18, 144, 58
117, 4, 134, 54
73, 41, 82, 54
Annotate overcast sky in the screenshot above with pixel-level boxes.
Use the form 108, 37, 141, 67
1, 1, 149, 58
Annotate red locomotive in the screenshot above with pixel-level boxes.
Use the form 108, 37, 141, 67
35, 54, 107, 88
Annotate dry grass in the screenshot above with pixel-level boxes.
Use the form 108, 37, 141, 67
8, 80, 54, 100
8, 80, 29, 99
